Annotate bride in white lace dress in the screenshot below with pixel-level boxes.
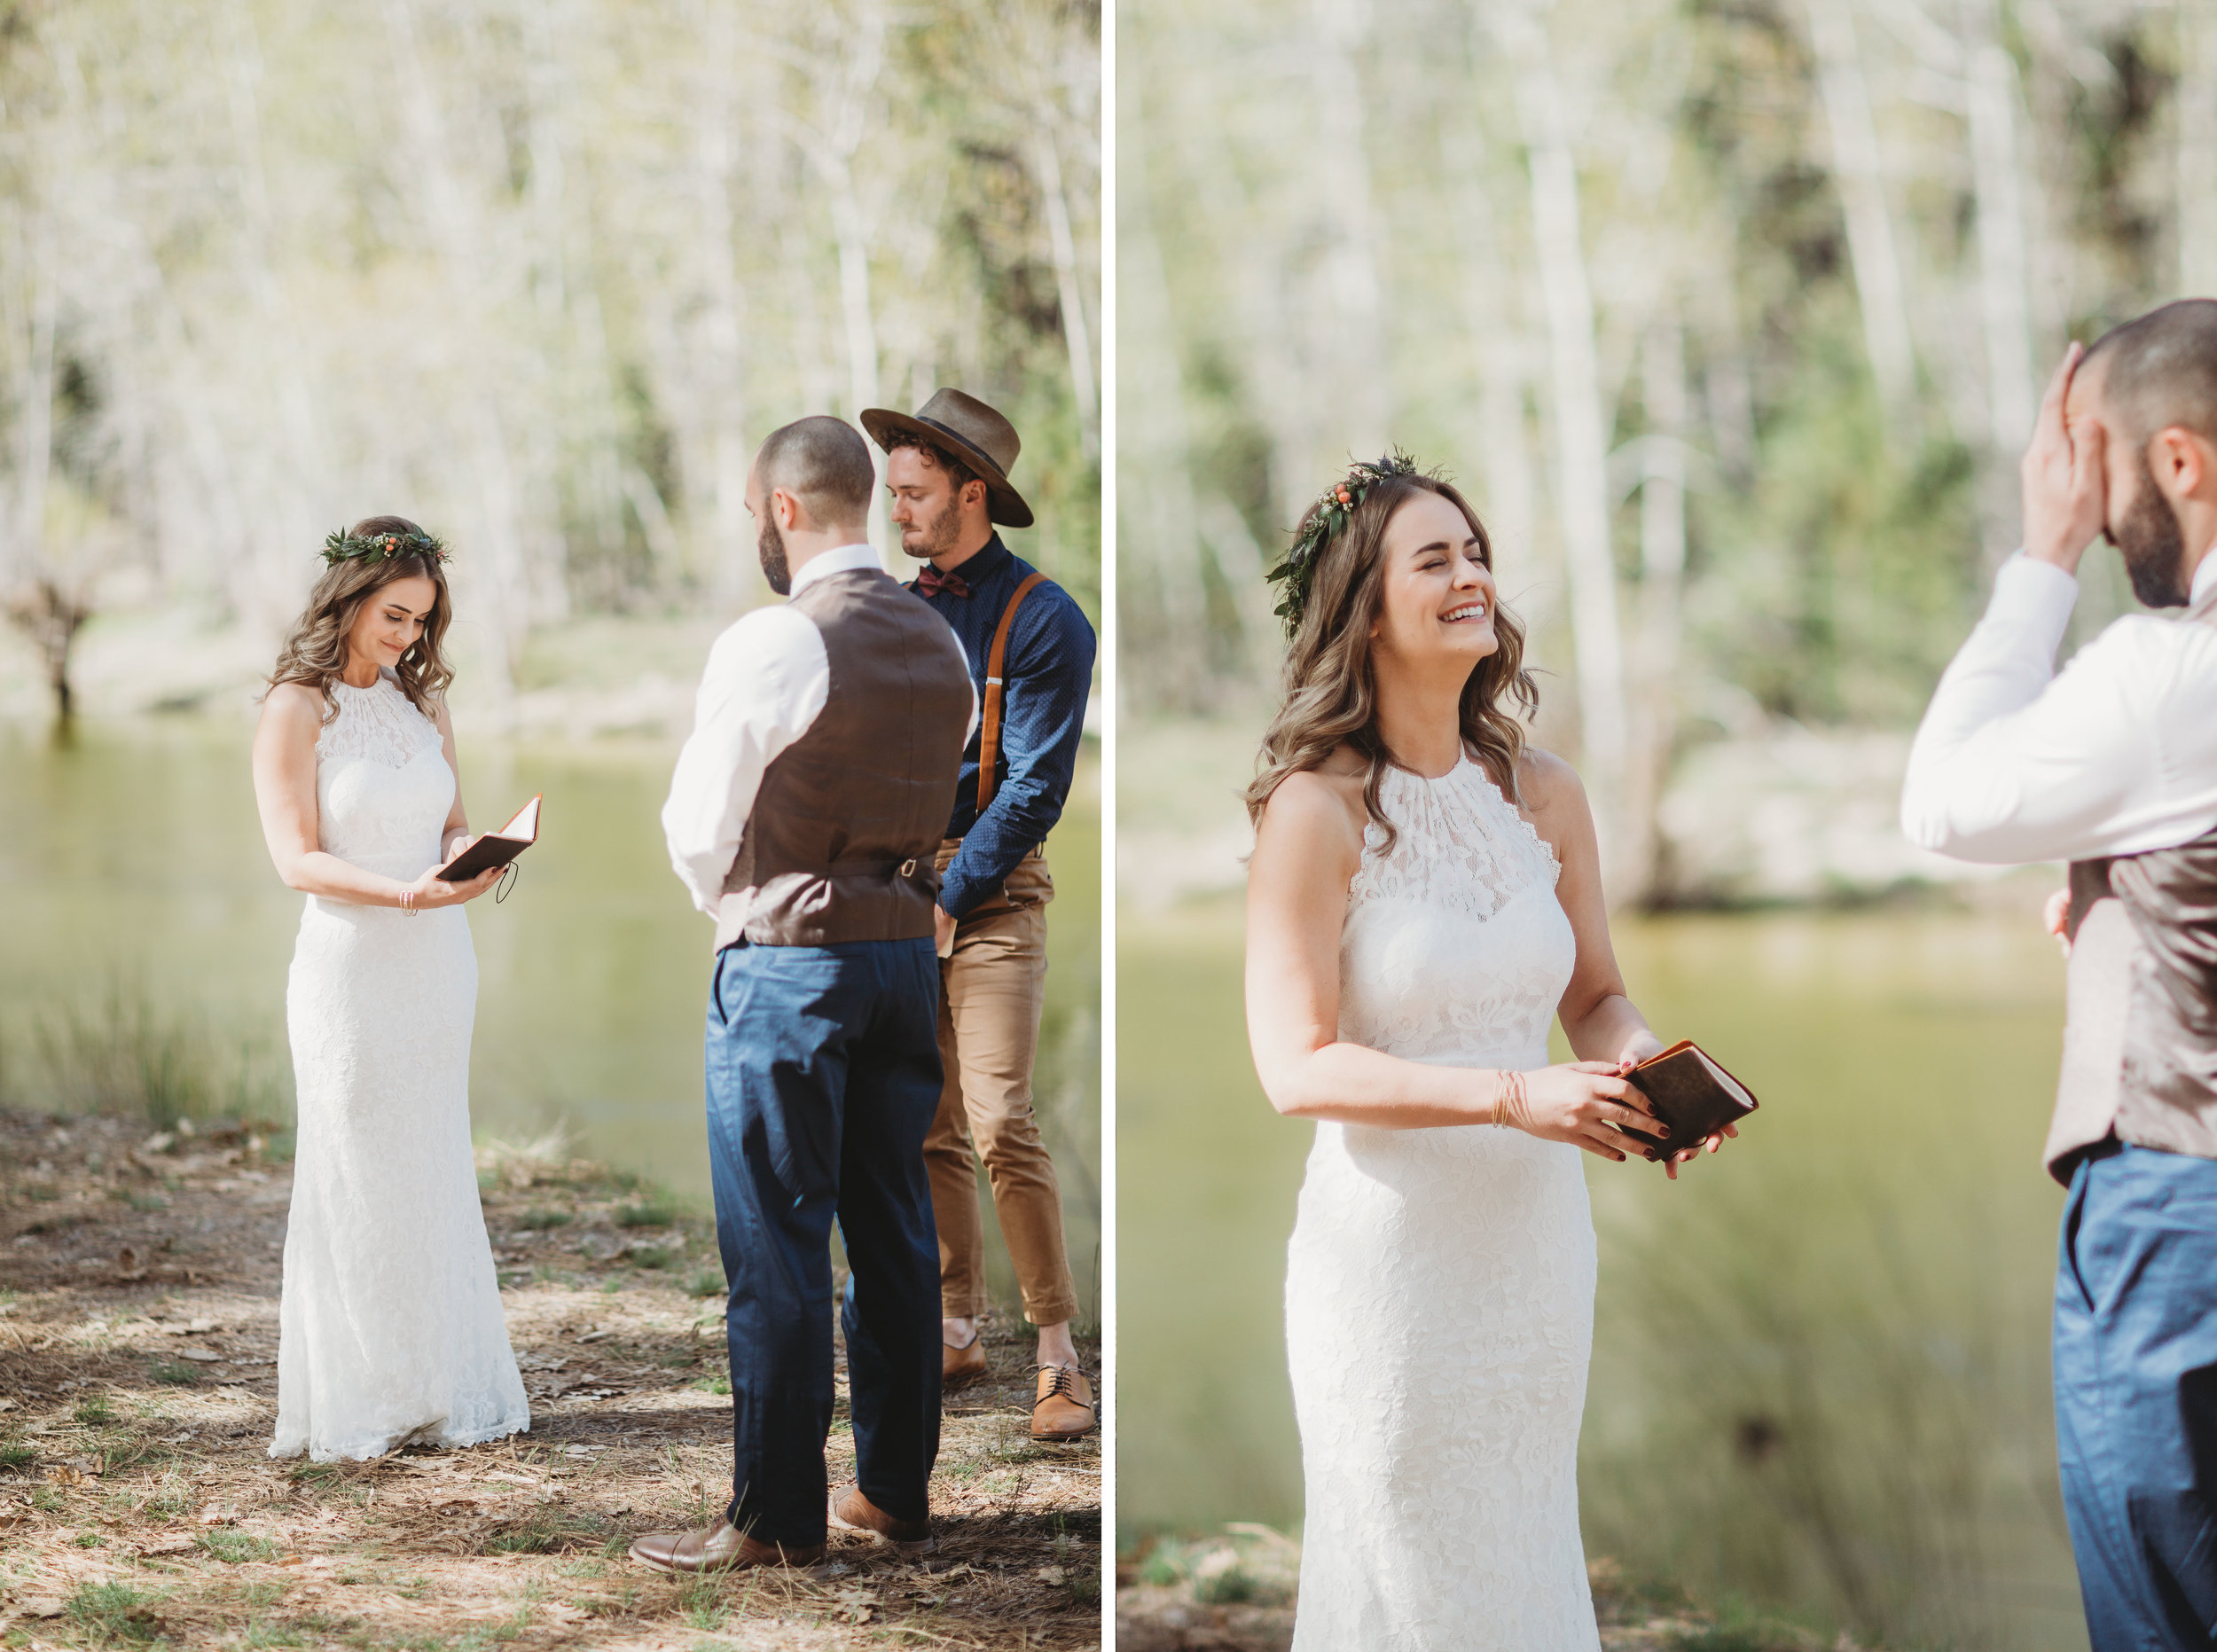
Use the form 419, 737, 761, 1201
250, 516, 529, 1461
1244, 462, 1734, 1648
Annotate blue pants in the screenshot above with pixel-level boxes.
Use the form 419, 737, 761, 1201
704, 937, 944, 1546
2056, 1140, 2217, 1651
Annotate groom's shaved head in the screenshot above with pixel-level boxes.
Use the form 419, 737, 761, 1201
2083, 300, 2217, 450
754, 417, 875, 527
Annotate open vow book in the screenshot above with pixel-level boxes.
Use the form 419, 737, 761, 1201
1620, 1039, 1759, 1163
435, 795, 541, 882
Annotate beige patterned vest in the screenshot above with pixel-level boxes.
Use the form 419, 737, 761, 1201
2047, 585, 2217, 1181
713, 567, 972, 951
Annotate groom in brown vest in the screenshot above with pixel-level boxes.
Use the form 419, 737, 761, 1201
1904, 301, 2217, 1650
641, 416, 975, 1571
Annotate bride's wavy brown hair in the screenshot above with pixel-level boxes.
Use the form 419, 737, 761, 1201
1244, 471, 1538, 851
267, 515, 455, 723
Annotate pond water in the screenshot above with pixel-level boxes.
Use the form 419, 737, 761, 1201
0, 719, 1101, 1326
1119, 895, 2086, 1652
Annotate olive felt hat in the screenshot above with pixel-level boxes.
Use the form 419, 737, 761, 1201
860, 388, 1035, 529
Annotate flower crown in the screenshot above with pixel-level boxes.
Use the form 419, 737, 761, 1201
1265, 451, 1423, 633
321, 527, 450, 567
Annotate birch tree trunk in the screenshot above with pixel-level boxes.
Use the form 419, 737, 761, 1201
1804, 0, 1920, 440
219, 0, 328, 633
1622, 313, 1687, 906
1454, 174, 1549, 646
802, 0, 891, 565
2182, 0, 2217, 295
12, 205, 55, 592
1118, 115, 1212, 710
689, 0, 758, 609
1303, 0, 1387, 475
381, 0, 530, 701
1033, 125, 1099, 464
1498, 3, 1629, 826
1962, 0, 2038, 562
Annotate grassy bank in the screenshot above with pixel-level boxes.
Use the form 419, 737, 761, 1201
1112, 1528, 1876, 1651
0, 1107, 1101, 1649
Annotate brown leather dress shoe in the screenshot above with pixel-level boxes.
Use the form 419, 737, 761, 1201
628, 1516, 824, 1573
943, 1331, 988, 1390
1030, 1364, 1097, 1441
828, 1483, 931, 1553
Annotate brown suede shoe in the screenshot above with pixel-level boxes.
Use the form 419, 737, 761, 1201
628, 1516, 824, 1574
943, 1330, 988, 1390
1030, 1364, 1097, 1441
828, 1483, 931, 1554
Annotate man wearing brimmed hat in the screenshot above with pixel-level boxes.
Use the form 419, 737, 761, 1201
862, 388, 1098, 1442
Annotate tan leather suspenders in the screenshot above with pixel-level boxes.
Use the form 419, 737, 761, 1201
976, 571, 1050, 813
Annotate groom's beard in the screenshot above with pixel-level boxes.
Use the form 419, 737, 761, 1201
757, 515, 792, 596
899, 495, 963, 561
2114, 461, 2190, 608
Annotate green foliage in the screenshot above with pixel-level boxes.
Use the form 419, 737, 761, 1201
4, 979, 291, 1128
65, 1580, 163, 1642
73, 1396, 114, 1425
198, 1530, 280, 1563
613, 1197, 677, 1229
684, 1268, 725, 1300
145, 1358, 200, 1387
626, 1246, 674, 1270
0, 1443, 35, 1470
516, 1209, 570, 1231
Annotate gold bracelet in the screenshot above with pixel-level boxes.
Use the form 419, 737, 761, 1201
1492, 1069, 1526, 1130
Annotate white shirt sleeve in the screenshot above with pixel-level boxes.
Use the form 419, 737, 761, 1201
661, 607, 831, 918
1901, 553, 2217, 863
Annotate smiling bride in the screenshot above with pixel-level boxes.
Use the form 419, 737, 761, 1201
1242, 457, 1733, 1648
249, 517, 528, 1462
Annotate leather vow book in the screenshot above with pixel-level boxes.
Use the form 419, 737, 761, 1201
436, 794, 542, 881
1618, 1039, 1759, 1163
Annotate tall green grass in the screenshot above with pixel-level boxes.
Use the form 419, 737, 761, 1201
1581, 1170, 2074, 1652
0, 979, 293, 1128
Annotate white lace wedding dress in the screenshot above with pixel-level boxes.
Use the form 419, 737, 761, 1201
270, 671, 529, 1461
1285, 754, 1596, 1649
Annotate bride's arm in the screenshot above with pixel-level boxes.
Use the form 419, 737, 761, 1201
431, 698, 474, 864
252, 685, 419, 905
1243, 768, 1657, 1156
1524, 749, 1732, 1177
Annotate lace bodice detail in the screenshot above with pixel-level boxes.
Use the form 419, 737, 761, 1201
313, 677, 450, 880
1337, 754, 1571, 1067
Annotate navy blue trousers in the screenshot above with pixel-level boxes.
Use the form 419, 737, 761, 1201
703, 937, 944, 1546
2056, 1140, 2217, 1650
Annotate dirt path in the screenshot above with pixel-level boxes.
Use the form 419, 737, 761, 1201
0, 1107, 1101, 1649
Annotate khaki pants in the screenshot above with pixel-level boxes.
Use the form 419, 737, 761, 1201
926, 839, 1078, 1327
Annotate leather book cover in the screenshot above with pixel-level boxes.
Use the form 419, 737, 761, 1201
436, 795, 541, 882
1619, 1039, 1758, 1163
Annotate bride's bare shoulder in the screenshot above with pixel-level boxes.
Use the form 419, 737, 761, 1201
1257, 751, 1367, 854
260, 680, 325, 730
1512, 746, 1593, 842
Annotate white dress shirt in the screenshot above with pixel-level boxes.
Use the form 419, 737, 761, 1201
661, 544, 974, 918
1900, 548, 2217, 865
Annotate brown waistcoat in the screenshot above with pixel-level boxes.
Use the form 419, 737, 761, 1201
713, 567, 972, 951
2046, 586, 2217, 1182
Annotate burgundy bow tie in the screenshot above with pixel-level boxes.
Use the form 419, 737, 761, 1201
913, 565, 970, 599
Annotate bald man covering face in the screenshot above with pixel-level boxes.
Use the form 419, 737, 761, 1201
1904, 301, 2217, 1649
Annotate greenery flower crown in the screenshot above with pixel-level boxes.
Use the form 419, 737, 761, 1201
1265, 451, 1423, 633
321, 528, 450, 567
